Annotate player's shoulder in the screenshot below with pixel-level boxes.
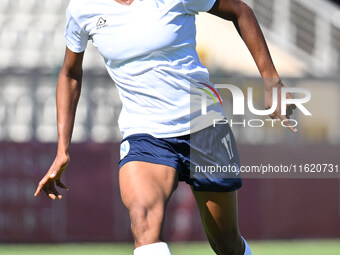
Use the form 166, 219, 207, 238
181, 0, 216, 14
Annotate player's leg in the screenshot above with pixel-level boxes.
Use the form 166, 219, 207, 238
119, 161, 178, 254
192, 190, 252, 255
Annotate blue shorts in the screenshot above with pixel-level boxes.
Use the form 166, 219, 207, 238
119, 123, 242, 192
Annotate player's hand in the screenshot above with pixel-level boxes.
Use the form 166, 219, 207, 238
264, 79, 297, 133
34, 154, 70, 200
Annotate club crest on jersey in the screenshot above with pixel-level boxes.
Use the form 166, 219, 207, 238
96, 17, 108, 29
120, 140, 130, 160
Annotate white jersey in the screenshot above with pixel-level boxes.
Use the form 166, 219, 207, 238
65, 0, 225, 138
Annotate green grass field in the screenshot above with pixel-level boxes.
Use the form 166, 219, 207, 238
1, 240, 339, 255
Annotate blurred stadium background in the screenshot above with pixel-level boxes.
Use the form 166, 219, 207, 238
1, 0, 340, 254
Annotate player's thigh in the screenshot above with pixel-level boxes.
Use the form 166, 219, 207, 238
119, 161, 178, 212
192, 190, 240, 241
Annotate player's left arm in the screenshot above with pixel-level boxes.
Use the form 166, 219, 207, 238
208, 0, 297, 131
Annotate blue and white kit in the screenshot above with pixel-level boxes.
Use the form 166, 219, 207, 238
65, 0, 242, 191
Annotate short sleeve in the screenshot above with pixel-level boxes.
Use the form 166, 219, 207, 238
182, 0, 216, 15
64, 8, 89, 53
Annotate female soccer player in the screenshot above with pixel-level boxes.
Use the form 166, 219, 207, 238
35, 0, 295, 254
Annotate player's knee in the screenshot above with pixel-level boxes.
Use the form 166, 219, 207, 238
128, 203, 164, 245
129, 205, 149, 231
211, 232, 243, 255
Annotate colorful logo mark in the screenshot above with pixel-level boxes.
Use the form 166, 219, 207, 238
199, 82, 223, 106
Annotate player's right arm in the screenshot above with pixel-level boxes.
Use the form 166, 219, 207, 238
34, 47, 85, 200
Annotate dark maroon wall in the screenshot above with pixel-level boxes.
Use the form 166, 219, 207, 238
0, 143, 339, 242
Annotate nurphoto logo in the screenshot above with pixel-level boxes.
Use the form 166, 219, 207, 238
200, 84, 312, 130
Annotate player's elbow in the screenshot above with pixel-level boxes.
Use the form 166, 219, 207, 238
231, 0, 253, 21
210, 0, 252, 22
60, 65, 83, 83
59, 48, 85, 82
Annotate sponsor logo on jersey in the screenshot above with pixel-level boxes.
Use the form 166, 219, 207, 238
96, 17, 108, 29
